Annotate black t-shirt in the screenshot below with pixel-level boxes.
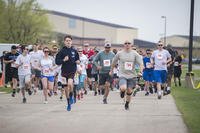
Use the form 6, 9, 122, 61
4, 52, 20, 68
55, 46, 79, 76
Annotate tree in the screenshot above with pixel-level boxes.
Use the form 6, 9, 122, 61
0, 0, 52, 44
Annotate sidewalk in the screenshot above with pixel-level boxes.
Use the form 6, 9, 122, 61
0, 90, 188, 133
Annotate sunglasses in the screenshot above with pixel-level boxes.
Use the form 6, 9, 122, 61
147, 53, 151, 54
78, 51, 82, 52
124, 42, 131, 45
44, 51, 49, 53
158, 45, 163, 46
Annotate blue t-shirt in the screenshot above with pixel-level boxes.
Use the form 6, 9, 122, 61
143, 57, 153, 71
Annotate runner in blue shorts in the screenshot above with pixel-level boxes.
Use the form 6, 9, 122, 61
151, 41, 171, 99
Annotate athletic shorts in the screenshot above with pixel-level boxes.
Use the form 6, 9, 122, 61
41, 75, 54, 82
11, 67, 18, 79
86, 68, 92, 78
143, 70, 154, 82
31, 69, 41, 77
92, 74, 98, 82
153, 70, 167, 84
18, 75, 31, 88
99, 73, 112, 85
119, 77, 137, 89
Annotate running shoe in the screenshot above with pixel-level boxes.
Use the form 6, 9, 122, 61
60, 96, 63, 100
94, 91, 97, 96
69, 95, 74, 104
22, 98, 26, 103
28, 89, 32, 95
44, 100, 48, 104
66, 104, 71, 111
120, 91, 125, 98
145, 92, 149, 96
11, 92, 15, 97
125, 102, 129, 110
103, 98, 107, 104
158, 95, 162, 99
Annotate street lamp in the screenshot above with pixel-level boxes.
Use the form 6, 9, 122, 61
161, 16, 167, 46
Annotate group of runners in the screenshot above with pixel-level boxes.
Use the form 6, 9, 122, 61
2, 35, 183, 111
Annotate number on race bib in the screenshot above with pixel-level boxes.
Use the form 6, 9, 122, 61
124, 62, 133, 70
103, 60, 111, 67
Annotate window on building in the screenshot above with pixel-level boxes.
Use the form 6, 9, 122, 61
68, 18, 76, 28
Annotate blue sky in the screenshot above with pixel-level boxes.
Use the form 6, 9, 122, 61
37, 0, 200, 42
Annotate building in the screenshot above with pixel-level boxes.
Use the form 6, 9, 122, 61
133, 39, 156, 49
160, 35, 200, 57
46, 10, 138, 48
160, 35, 200, 48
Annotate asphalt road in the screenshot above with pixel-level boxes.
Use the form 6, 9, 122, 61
0, 90, 188, 133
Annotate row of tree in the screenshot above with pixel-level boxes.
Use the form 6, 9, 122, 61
0, 0, 52, 44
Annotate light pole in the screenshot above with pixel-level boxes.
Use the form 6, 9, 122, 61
161, 16, 167, 46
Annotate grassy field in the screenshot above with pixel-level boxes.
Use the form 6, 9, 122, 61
0, 87, 12, 93
172, 65, 200, 133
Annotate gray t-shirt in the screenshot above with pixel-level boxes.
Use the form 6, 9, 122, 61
112, 50, 143, 79
93, 51, 115, 74
151, 49, 171, 70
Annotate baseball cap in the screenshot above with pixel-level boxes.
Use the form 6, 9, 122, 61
104, 43, 111, 48
11, 45, 17, 49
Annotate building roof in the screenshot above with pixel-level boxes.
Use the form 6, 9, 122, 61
47, 10, 137, 29
133, 39, 156, 48
167, 35, 200, 42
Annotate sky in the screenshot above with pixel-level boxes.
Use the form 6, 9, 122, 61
37, 0, 200, 43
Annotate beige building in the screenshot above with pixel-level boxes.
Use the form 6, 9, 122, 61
160, 35, 200, 48
46, 10, 138, 48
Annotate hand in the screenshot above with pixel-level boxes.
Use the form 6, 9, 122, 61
97, 66, 102, 70
63, 56, 69, 62
109, 70, 113, 76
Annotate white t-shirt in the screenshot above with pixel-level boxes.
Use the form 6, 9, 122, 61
30, 50, 44, 68
15, 54, 31, 75
40, 57, 54, 76
151, 49, 171, 70
80, 54, 88, 75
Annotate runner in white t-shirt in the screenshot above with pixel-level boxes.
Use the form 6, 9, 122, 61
30, 44, 44, 93
37, 47, 57, 104
151, 41, 171, 99
15, 46, 32, 103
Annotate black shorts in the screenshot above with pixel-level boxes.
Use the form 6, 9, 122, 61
174, 67, 182, 77
10, 67, 18, 79
62, 72, 75, 85
99, 73, 112, 85
86, 68, 92, 78
92, 74, 98, 81
31, 69, 41, 77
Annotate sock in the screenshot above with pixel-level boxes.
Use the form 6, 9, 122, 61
69, 92, 73, 98
125, 101, 129, 105
13, 89, 16, 93
67, 98, 70, 105
158, 91, 162, 96
167, 87, 170, 91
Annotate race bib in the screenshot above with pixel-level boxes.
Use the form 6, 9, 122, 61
43, 68, 50, 75
103, 60, 111, 67
157, 54, 163, 60
124, 62, 133, 70
174, 61, 179, 66
23, 64, 30, 70
146, 62, 151, 68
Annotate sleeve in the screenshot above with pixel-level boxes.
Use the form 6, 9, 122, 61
112, 52, 119, 66
15, 55, 21, 65
55, 50, 64, 65
135, 53, 143, 66
75, 50, 80, 62
93, 52, 100, 67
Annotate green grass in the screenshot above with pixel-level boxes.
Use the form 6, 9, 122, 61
0, 87, 12, 93
172, 87, 200, 133
172, 67, 200, 133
